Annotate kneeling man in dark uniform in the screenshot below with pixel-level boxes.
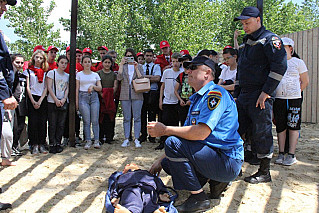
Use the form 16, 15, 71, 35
148, 56, 244, 213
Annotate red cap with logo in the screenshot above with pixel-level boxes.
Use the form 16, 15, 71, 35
223, 45, 233, 50
97, 46, 109, 51
47, 45, 59, 52
76, 49, 82, 54
136, 52, 144, 57
33, 45, 46, 53
66, 46, 70, 52
180, 49, 189, 55
160, 41, 170, 49
83, 47, 93, 55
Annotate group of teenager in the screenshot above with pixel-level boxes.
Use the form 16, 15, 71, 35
0, 2, 310, 212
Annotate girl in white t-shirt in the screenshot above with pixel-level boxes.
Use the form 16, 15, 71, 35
76, 56, 102, 150
273, 37, 309, 166
218, 48, 237, 93
47, 55, 69, 154
24, 50, 49, 155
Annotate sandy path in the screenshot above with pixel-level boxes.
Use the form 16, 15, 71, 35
0, 120, 318, 213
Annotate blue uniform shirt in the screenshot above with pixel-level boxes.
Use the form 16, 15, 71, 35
186, 81, 244, 160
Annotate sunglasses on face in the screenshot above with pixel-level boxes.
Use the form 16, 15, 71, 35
183, 63, 204, 70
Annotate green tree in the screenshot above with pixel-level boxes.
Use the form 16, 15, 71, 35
5, 0, 64, 59
58, 0, 318, 57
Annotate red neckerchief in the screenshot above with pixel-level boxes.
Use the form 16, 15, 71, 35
28, 65, 46, 83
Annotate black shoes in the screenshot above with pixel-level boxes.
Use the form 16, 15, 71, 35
49, 145, 63, 154
176, 193, 211, 213
155, 142, 164, 150
11, 147, 23, 156
244, 171, 271, 184
0, 202, 12, 210
149, 137, 156, 143
244, 158, 272, 184
138, 136, 147, 143
209, 180, 230, 199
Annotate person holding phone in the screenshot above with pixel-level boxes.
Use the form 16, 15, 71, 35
117, 48, 144, 148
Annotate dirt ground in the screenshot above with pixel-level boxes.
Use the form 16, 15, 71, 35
0, 119, 318, 213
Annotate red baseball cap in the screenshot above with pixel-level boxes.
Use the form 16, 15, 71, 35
83, 47, 92, 55
33, 45, 46, 53
66, 46, 70, 52
180, 49, 189, 55
223, 45, 233, 50
160, 41, 170, 49
47, 45, 59, 52
136, 52, 144, 57
76, 49, 82, 54
97, 46, 109, 51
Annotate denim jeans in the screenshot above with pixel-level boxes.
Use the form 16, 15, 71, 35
79, 91, 100, 141
121, 99, 143, 139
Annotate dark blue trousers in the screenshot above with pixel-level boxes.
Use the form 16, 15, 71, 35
236, 91, 274, 156
161, 136, 243, 191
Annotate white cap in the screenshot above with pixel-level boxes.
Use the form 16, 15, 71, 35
281, 37, 294, 52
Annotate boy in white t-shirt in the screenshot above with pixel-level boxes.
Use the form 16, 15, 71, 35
156, 53, 183, 150
218, 48, 238, 93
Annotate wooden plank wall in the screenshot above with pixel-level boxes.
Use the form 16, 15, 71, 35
281, 27, 319, 123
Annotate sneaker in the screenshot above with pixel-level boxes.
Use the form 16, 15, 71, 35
275, 153, 285, 165
121, 139, 130, 147
93, 140, 101, 149
12, 147, 23, 156
62, 138, 69, 147
134, 139, 142, 148
282, 155, 297, 166
84, 140, 92, 150
39, 145, 48, 154
32, 145, 39, 155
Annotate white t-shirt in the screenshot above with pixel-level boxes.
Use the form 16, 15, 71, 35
23, 68, 46, 96
219, 66, 237, 83
275, 57, 308, 99
76, 71, 101, 92
128, 64, 135, 84
46, 70, 69, 103
161, 68, 183, 104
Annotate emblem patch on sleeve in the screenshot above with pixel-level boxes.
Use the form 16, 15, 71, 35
191, 118, 197, 125
272, 36, 282, 50
207, 95, 221, 110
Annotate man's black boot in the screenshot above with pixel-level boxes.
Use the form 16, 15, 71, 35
244, 158, 272, 184
0, 202, 12, 210
176, 191, 211, 213
209, 180, 230, 199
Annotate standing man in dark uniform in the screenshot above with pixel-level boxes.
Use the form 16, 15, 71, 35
0, 0, 18, 210
233, 7, 287, 184
148, 56, 244, 213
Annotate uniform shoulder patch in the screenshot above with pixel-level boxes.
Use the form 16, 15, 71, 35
207, 95, 221, 110
271, 36, 282, 50
207, 90, 222, 97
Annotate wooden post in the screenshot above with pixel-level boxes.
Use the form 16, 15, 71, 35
68, 0, 78, 147
257, 0, 263, 25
